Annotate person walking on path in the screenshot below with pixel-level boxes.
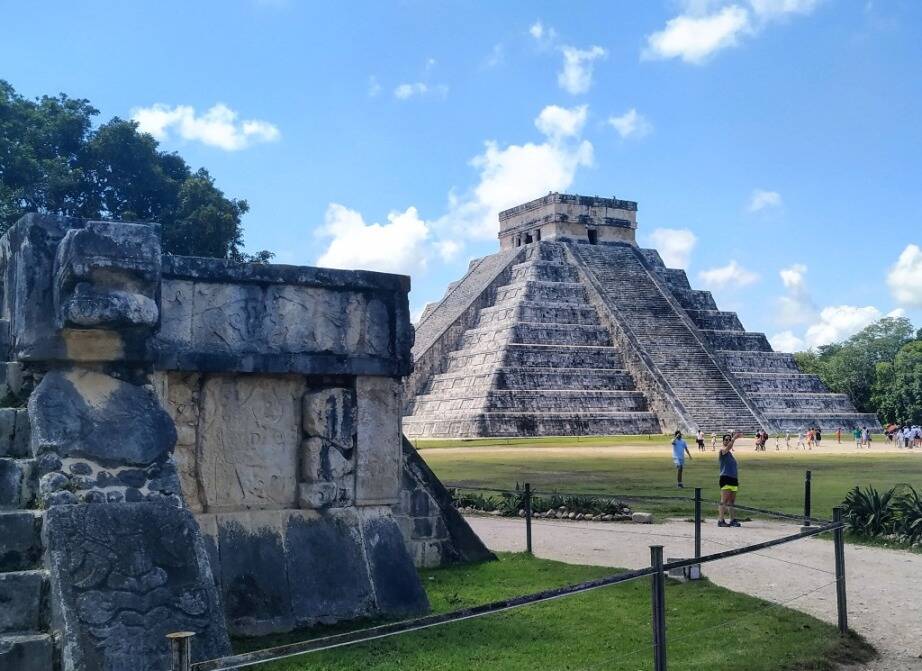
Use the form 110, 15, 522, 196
862, 426, 871, 448
785, 432, 792, 450
797, 430, 806, 450
815, 427, 822, 447
696, 429, 706, 452
853, 427, 862, 448
836, 427, 842, 444
710, 432, 718, 451
672, 431, 692, 488
718, 430, 743, 527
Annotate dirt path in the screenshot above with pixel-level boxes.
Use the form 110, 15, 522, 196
467, 515, 922, 670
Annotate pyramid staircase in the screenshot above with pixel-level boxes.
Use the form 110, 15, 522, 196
0, 322, 53, 671
569, 243, 764, 434
644, 255, 881, 431
403, 244, 661, 437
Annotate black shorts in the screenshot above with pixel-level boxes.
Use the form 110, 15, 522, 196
719, 475, 739, 490
696, 439, 705, 447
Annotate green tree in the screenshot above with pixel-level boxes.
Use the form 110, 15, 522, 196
802, 317, 915, 413
0, 80, 271, 261
872, 340, 922, 425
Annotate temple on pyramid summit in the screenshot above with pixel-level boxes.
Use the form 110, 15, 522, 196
403, 193, 881, 438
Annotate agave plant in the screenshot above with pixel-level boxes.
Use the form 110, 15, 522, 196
842, 486, 897, 536
893, 486, 922, 543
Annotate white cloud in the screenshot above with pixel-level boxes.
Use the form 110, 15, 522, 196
805, 305, 881, 348
529, 20, 557, 44
776, 263, 815, 326
131, 103, 280, 151
368, 76, 382, 97
442, 106, 593, 240
748, 188, 782, 212
535, 104, 588, 140
608, 108, 653, 139
315, 204, 431, 275
648, 229, 698, 269
393, 82, 448, 100
315, 104, 595, 273
484, 43, 505, 68
887, 243, 922, 307
697, 260, 759, 289
643, 5, 751, 64
769, 330, 805, 352
558, 45, 607, 94
643, 0, 821, 65
749, 0, 820, 19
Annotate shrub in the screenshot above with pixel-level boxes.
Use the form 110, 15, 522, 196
893, 486, 922, 543
842, 486, 897, 536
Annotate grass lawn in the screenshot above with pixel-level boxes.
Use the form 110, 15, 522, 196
240, 553, 872, 671
419, 439, 922, 519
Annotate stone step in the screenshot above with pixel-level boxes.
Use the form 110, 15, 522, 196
404, 411, 662, 438
457, 323, 612, 350
701, 330, 772, 352
0, 511, 43, 571
764, 412, 881, 432
412, 389, 651, 415
684, 310, 743, 331
478, 302, 601, 327
717, 350, 800, 373
0, 570, 47, 634
750, 393, 856, 413
445, 344, 626, 372
733, 373, 827, 394
509, 260, 580, 283
494, 280, 589, 306
428, 368, 636, 394
0, 459, 35, 510
0, 632, 53, 671
0, 410, 29, 459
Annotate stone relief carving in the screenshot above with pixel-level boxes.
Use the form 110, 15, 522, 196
45, 503, 230, 670
299, 387, 356, 509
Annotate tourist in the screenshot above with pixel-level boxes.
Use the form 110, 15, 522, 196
815, 427, 822, 447
711, 432, 718, 451
718, 430, 744, 527
696, 429, 706, 452
774, 433, 781, 451
862, 426, 871, 448
797, 430, 806, 450
785, 432, 792, 450
672, 430, 692, 488
806, 427, 815, 450
836, 427, 842, 444
853, 427, 862, 448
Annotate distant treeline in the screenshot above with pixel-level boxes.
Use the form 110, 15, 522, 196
795, 317, 922, 425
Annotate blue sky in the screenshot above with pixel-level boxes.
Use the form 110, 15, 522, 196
3, 0, 921, 350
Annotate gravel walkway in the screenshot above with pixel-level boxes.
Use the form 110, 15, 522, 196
467, 515, 922, 670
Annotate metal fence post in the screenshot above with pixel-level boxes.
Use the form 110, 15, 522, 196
524, 482, 533, 555
833, 507, 848, 635
650, 545, 667, 671
167, 631, 195, 671
803, 470, 812, 528
693, 487, 702, 561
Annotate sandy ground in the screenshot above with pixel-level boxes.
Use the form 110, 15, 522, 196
423, 436, 920, 457
467, 514, 922, 670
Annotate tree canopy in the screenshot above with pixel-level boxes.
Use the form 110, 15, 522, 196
0, 80, 271, 261
794, 316, 918, 418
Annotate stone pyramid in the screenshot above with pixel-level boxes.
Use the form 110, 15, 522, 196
403, 193, 880, 437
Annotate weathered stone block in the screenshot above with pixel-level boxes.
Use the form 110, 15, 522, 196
299, 437, 354, 483
355, 377, 400, 505
302, 387, 355, 444
0, 459, 30, 508
297, 481, 338, 509
0, 633, 53, 671
44, 503, 230, 670
0, 570, 46, 633
29, 370, 176, 466
53, 220, 161, 329
198, 375, 304, 511
359, 512, 429, 615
